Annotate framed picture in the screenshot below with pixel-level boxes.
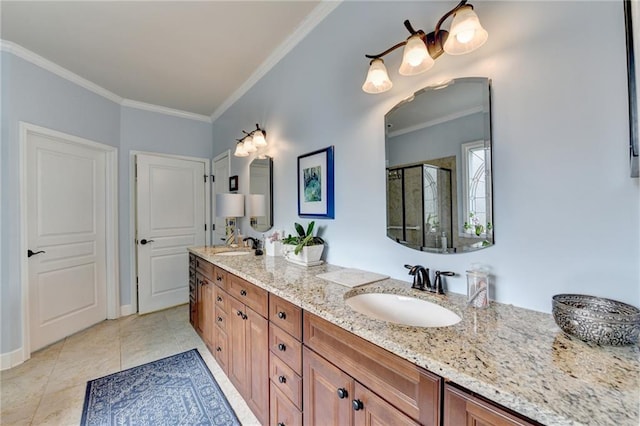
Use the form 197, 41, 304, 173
229, 175, 238, 192
625, 0, 639, 177
298, 146, 335, 219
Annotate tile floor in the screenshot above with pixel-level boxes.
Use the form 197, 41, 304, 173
0, 304, 260, 425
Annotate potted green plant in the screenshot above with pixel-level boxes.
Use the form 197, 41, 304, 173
281, 221, 325, 265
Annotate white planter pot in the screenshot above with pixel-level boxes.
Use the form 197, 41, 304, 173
283, 244, 324, 264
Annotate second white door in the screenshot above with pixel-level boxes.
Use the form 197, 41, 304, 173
136, 154, 207, 314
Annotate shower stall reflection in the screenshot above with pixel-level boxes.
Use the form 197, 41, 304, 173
387, 164, 453, 252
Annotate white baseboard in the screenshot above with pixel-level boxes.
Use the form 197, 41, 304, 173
0, 348, 25, 371
120, 304, 135, 317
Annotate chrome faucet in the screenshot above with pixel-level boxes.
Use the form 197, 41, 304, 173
405, 265, 454, 294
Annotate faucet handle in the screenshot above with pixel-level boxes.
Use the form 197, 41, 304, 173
433, 271, 455, 294
405, 264, 425, 290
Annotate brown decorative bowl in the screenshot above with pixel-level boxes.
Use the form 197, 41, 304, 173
552, 294, 640, 346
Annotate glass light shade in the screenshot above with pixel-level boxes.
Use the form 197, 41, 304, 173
215, 193, 245, 217
362, 58, 393, 94
234, 141, 248, 157
244, 136, 257, 153
252, 130, 267, 147
443, 5, 488, 55
399, 34, 434, 76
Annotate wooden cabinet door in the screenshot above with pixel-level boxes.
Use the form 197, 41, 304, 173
444, 384, 536, 426
353, 382, 419, 426
303, 347, 353, 426
195, 274, 205, 336
201, 276, 214, 348
228, 296, 247, 394
245, 306, 269, 425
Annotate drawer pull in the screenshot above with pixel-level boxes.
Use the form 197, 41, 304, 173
217, 316, 223, 322
277, 423, 285, 426
217, 296, 223, 302
352, 399, 364, 411
240, 289, 247, 296
278, 375, 286, 384
216, 274, 223, 281
278, 343, 286, 352
277, 311, 286, 320
216, 347, 222, 352
337, 388, 348, 399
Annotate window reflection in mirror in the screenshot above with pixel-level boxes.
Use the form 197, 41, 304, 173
385, 77, 493, 253
249, 156, 273, 232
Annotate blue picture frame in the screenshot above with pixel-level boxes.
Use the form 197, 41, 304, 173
298, 146, 335, 219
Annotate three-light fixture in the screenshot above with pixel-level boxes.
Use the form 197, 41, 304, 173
362, 0, 488, 94
234, 124, 267, 157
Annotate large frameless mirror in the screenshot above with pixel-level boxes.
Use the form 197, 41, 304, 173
385, 77, 493, 253
249, 156, 273, 232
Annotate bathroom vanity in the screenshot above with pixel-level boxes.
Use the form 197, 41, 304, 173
188, 247, 639, 426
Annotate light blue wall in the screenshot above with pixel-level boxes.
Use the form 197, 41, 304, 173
212, 1, 639, 313
0, 53, 121, 353
0, 53, 213, 354
119, 107, 212, 305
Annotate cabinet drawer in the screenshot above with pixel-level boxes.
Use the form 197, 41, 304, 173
304, 313, 441, 426
213, 266, 227, 290
270, 323, 302, 375
270, 352, 303, 409
195, 257, 214, 279
215, 307, 228, 333
228, 274, 268, 317
215, 288, 229, 312
271, 382, 303, 426
270, 294, 302, 340
444, 384, 537, 426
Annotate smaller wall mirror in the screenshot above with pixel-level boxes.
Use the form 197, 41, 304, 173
385, 77, 493, 253
249, 156, 273, 232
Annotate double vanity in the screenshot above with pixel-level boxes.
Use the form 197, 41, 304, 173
188, 247, 639, 426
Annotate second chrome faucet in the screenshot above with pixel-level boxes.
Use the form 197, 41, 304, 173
404, 264, 454, 294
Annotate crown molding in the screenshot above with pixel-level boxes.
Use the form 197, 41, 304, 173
121, 99, 212, 123
1, 39, 211, 123
210, 0, 342, 122
1, 39, 123, 104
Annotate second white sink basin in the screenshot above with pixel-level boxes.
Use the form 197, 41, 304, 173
345, 293, 461, 327
217, 251, 251, 256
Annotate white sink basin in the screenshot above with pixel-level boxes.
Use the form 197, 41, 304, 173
345, 293, 461, 327
217, 251, 251, 256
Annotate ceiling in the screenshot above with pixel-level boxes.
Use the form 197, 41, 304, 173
1, 1, 324, 118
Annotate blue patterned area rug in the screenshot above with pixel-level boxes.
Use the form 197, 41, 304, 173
80, 349, 240, 426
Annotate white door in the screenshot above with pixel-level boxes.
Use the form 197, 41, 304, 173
136, 154, 206, 314
27, 131, 108, 351
213, 150, 230, 245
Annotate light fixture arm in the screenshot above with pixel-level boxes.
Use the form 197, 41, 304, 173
434, 0, 468, 37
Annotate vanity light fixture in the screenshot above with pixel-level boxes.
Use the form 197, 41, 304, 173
234, 124, 268, 157
362, 0, 488, 94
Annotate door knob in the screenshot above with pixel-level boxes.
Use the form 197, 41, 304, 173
139, 239, 154, 245
27, 249, 46, 258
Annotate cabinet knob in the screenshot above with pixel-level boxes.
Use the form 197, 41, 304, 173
277, 311, 286, 319
236, 310, 247, 320
217, 316, 222, 322
240, 289, 247, 296
277, 423, 285, 426
216, 347, 222, 352
278, 375, 286, 384
352, 399, 364, 411
216, 275, 223, 281
336, 388, 348, 399
278, 343, 286, 352
217, 296, 223, 302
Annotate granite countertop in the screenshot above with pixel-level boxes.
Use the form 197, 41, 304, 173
189, 247, 640, 426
